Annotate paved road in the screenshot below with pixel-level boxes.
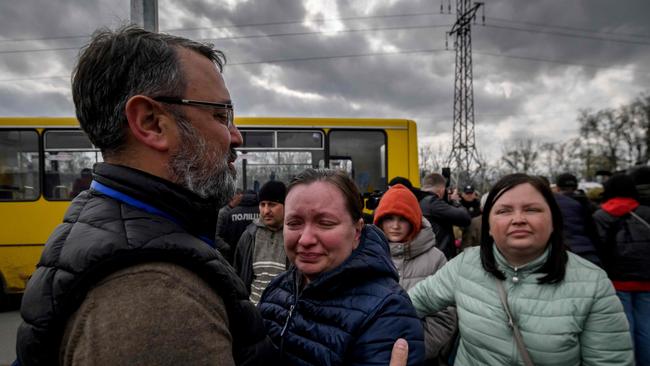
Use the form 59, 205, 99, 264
0, 310, 19, 366
0, 295, 21, 366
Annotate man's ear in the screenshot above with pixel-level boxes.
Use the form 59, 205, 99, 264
124, 95, 175, 152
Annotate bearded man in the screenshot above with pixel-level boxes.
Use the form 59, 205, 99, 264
16, 26, 275, 366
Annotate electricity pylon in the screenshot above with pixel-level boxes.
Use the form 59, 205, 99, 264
446, 0, 484, 188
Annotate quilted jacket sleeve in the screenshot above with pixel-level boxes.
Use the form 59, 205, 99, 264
349, 293, 426, 366
408, 251, 461, 318
579, 271, 634, 366
233, 227, 255, 293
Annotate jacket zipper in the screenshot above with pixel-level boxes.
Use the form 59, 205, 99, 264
279, 273, 300, 354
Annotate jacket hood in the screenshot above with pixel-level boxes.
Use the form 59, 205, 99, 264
601, 197, 640, 217
301, 224, 398, 291
373, 184, 422, 241
389, 218, 435, 259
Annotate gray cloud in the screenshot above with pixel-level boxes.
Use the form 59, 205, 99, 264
0, 0, 648, 164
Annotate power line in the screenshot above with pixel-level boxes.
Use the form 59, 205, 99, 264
0, 46, 80, 55
487, 16, 650, 40
482, 23, 650, 47
0, 11, 450, 44
0, 48, 450, 82
0, 24, 449, 55
1, 46, 647, 83
474, 50, 647, 72
229, 48, 448, 65
3, 13, 649, 55
166, 11, 449, 33
200, 24, 449, 42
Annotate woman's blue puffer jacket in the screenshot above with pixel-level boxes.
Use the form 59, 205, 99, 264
258, 225, 425, 366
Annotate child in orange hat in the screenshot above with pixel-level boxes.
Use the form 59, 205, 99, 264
373, 184, 457, 363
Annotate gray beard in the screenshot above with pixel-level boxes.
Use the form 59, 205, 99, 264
168, 120, 236, 207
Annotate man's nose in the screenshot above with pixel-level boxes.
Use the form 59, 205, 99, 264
230, 124, 243, 147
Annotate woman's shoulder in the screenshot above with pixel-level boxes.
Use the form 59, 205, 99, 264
563, 252, 610, 286
451, 246, 482, 267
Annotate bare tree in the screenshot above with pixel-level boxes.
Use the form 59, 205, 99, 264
500, 138, 539, 174
539, 139, 584, 180
629, 94, 650, 164
579, 108, 629, 172
419, 144, 450, 176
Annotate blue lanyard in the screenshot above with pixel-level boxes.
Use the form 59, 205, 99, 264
90, 180, 216, 248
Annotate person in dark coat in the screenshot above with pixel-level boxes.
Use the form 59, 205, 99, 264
554, 172, 602, 266
234, 180, 289, 304
419, 173, 471, 259
630, 166, 650, 206
259, 169, 425, 366
593, 173, 650, 366
459, 184, 481, 218
219, 189, 260, 261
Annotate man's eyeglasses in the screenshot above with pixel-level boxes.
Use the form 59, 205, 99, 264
153, 96, 234, 129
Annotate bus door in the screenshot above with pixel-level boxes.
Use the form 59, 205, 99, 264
327, 129, 387, 195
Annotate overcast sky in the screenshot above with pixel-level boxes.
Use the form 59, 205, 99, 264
1, 0, 649, 164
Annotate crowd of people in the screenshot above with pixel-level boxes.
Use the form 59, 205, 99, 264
13, 25, 650, 366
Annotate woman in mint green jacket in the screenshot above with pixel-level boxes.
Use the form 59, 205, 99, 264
409, 174, 633, 366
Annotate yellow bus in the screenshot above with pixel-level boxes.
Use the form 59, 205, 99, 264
0, 116, 419, 303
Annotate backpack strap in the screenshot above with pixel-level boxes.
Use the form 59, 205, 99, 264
630, 211, 650, 231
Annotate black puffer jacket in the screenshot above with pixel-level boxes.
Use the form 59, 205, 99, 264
419, 194, 471, 260
594, 197, 650, 281
16, 163, 276, 366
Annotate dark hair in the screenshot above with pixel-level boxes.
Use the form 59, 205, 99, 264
480, 173, 568, 284
388, 176, 413, 189
287, 168, 363, 222
555, 172, 578, 191
72, 25, 225, 158
602, 173, 639, 202
630, 166, 650, 185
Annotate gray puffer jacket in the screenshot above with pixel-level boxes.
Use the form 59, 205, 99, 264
388, 219, 458, 362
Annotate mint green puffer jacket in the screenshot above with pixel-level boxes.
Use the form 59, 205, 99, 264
408, 246, 633, 366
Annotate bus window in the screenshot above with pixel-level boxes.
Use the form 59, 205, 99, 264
236, 151, 320, 190
328, 130, 387, 194
236, 129, 324, 190
43, 130, 102, 200
242, 131, 274, 148
277, 131, 323, 148
0, 129, 39, 201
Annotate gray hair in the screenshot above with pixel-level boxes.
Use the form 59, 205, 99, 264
71, 25, 225, 158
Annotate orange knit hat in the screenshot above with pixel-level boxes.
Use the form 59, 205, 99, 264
373, 184, 422, 241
